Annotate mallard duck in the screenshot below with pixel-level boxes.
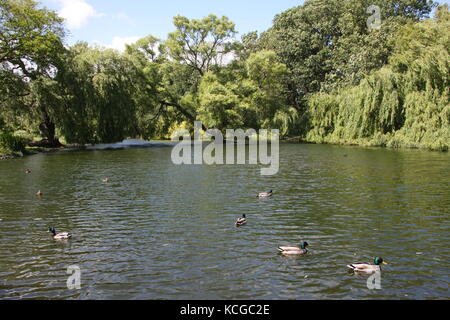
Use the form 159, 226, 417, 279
102, 178, 109, 183
25, 169, 32, 174
235, 214, 247, 227
49, 227, 72, 240
36, 190, 43, 197
347, 257, 387, 273
278, 241, 309, 255
258, 190, 273, 198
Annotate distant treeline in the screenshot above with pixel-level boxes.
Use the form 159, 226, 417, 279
0, 0, 448, 154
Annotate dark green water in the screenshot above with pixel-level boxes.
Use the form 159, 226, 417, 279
0, 143, 449, 300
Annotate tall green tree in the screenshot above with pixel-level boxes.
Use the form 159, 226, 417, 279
125, 33, 206, 134
128, 15, 238, 133
262, 0, 436, 122
306, 5, 449, 151
0, 0, 65, 80
198, 50, 298, 135
0, 0, 66, 144
56, 43, 144, 144
164, 14, 236, 76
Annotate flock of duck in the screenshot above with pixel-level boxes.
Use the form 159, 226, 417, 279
236, 189, 388, 274
31, 167, 387, 275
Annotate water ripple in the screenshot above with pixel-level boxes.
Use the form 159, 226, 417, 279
0, 144, 449, 299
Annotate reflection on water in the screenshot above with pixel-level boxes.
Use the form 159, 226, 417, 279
0, 143, 449, 300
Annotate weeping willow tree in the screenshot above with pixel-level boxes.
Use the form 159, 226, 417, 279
306, 5, 449, 151
55, 43, 145, 144
261, 0, 436, 122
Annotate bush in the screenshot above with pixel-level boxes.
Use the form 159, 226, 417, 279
0, 132, 27, 154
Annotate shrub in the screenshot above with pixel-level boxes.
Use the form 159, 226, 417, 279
0, 132, 27, 154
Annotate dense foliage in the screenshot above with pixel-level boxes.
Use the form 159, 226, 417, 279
306, 5, 449, 151
0, 131, 26, 154
0, 0, 65, 146
0, 0, 448, 154
261, 0, 436, 131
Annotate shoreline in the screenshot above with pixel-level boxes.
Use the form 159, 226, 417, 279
0, 146, 67, 161
1, 138, 448, 161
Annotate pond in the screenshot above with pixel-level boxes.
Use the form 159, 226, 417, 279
0, 143, 449, 299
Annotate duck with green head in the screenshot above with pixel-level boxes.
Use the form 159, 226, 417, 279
278, 241, 309, 255
49, 227, 72, 240
347, 257, 388, 273
235, 214, 247, 227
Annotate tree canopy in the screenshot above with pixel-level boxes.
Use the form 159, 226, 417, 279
306, 6, 449, 151
0, 0, 448, 154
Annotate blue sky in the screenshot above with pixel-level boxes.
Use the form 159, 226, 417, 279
38, 0, 304, 50
39, 0, 449, 51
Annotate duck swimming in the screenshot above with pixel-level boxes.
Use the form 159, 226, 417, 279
49, 227, 72, 240
278, 241, 309, 255
102, 178, 109, 183
25, 169, 32, 174
258, 190, 273, 198
235, 214, 247, 227
347, 257, 387, 273
36, 190, 43, 197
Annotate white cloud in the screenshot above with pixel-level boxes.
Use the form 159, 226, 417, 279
55, 0, 104, 29
109, 36, 140, 52
94, 36, 141, 52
